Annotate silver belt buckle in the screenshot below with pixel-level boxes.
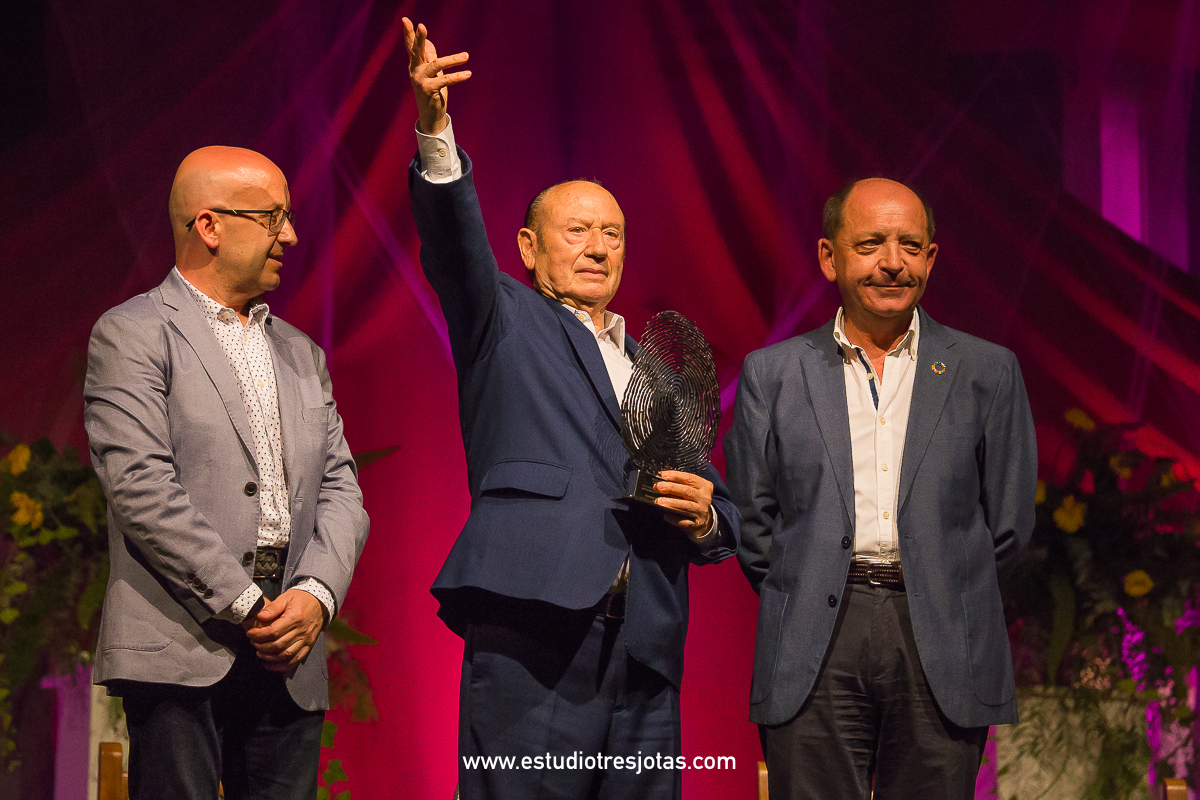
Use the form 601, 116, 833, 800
867, 563, 882, 586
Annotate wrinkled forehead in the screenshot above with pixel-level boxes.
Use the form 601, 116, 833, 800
546, 182, 624, 225
843, 179, 927, 236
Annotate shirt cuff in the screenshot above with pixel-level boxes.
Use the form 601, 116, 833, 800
293, 577, 336, 625
687, 510, 721, 545
215, 582, 263, 624
415, 115, 462, 183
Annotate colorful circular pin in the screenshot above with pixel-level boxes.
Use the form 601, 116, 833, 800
931, 361, 947, 374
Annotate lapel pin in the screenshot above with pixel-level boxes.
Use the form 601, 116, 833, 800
931, 361, 947, 375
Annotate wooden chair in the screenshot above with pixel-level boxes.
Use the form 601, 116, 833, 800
97, 742, 127, 800
758, 761, 768, 799
1156, 777, 1188, 800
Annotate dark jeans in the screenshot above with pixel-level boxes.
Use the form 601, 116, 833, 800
761, 584, 987, 800
116, 580, 324, 800
458, 597, 681, 800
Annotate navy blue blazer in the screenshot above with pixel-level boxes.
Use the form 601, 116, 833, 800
410, 151, 738, 687
724, 309, 1036, 727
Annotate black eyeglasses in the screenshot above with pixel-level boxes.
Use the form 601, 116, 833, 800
186, 208, 295, 235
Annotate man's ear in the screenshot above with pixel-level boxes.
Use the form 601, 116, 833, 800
817, 238, 837, 283
193, 211, 221, 250
517, 227, 537, 270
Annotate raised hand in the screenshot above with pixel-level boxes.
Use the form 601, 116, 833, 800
654, 470, 716, 539
403, 17, 472, 135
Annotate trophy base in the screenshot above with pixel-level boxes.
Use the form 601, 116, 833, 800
626, 469, 662, 506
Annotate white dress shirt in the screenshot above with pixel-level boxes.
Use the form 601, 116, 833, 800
179, 270, 336, 623
832, 307, 920, 561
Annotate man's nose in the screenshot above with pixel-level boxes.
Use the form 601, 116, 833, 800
278, 218, 298, 247
584, 228, 606, 259
877, 242, 902, 273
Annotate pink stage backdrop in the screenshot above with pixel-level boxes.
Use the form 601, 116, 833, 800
2, 1, 1198, 797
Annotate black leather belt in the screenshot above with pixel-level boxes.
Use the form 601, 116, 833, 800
252, 546, 287, 580
846, 559, 904, 590
596, 592, 625, 620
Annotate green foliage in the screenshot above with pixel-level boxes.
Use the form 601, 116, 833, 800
1004, 412, 1200, 795
0, 437, 109, 771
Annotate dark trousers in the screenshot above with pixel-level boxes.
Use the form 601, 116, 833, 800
761, 584, 987, 800
458, 598, 681, 800
116, 579, 324, 800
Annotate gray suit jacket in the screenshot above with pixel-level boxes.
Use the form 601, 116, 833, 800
84, 269, 369, 711
724, 307, 1036, 728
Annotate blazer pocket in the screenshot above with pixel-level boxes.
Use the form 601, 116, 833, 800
930, 422, 979, 443
750, 587, 788, 705
302, 406, 331, 425
480, 460, 572, 499
961, 585, 1015, 706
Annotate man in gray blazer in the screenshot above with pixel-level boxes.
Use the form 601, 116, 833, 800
84, 146, 369, 800
725, 178, 1036, 799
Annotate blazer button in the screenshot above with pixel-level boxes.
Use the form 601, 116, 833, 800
242, 551, 254, 566
841, 536, 852, 549
828, 595, 837, 607
204, 589, 214, 599
244, 482, 258, 497
186, 572, 196, 582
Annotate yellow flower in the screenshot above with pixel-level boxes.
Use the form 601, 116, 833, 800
1065, 408, 1095, 432
7, 444, 30, 476
1123, 569, 1154, 597
9, 492, 43, 530
1108, 455, 1132, 480
1035, 480, 1046, 505
1053, 495, 1086, 533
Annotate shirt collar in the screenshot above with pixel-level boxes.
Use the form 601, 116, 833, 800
176, 267, 270, 327
563, 304, 626, 355
832, 306, 920, 361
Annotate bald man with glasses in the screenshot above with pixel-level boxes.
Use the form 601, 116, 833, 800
84, 146, 369, 800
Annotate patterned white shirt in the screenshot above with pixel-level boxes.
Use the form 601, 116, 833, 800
833, 307, 920, 561
178, 269, 335, 623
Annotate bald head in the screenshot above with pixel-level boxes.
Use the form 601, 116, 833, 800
823, 177, 934, 244
169, 146, 287, 248
523, 178, 612, 238
169, 146, 296, 315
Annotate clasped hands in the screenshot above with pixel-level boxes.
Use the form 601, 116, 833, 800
653, 471, 716, 539
240, 589, 326, 676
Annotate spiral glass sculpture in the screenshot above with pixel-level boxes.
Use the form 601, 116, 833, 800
620, 310, 720, 475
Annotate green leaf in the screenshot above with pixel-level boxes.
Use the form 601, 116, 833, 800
334, 791, 351, 800
322, 759, 348, 784
1044, 574, 1076, 686
53, 526, 78, 541
2, 582, 27, 597
316, 789, 330, 800
321, 720, 337, 749
0, 609, 17, 625
76, 561, 108, 630
325, 618, 378, 646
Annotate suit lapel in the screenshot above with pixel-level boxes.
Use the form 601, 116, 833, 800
547, 298, 623, 427
159, 271, 258, 470
800, 323, 856, 528
898, 307, 958, 513
265, 320, 301, 507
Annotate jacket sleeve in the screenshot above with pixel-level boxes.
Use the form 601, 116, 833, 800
84, 310, 251, 623
980, 350, 1038, 581
724, 353, 779, 594
409, 148, 511, 369
290, 339, 370, 609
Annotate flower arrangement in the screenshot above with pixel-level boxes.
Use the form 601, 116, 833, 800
1003, 411, 1199, 797
0, 438, 109, 770
0, 436, 381, 790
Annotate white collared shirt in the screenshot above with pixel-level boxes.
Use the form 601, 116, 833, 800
832, 307, 920, 560
563, 305, 633, 403
178, 269, 335, 623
